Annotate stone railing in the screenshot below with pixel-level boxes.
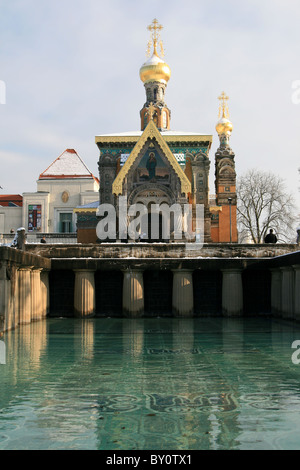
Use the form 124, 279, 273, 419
0, 233, 77, 246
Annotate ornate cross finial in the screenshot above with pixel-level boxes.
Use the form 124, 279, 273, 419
146, 102, 156, 120
218, 91, 230, 119
146, 18, 164, 57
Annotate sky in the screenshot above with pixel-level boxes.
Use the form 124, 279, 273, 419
0, 0, 300, 214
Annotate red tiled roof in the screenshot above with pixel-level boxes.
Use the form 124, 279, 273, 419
0, 195, 23, 207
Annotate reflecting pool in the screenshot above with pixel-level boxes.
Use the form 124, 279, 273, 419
1, 317, 300, 450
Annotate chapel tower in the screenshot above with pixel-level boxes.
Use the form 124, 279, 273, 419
139, 19, 171, 131
212, 92, 238, 242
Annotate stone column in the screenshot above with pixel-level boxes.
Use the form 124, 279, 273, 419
270, 268, 282, 317
19, 267, 32, 324
280, 267, 294, 319
14, 268, 20, 328
221, 269, 243, 317
74, 270, 96, 318
31, 268, 43, 321
172, 270, 194, 317
122, 270, 144, 317
0, 261, 9, 332
40, 270, 50, 318
293, 265, 300, 321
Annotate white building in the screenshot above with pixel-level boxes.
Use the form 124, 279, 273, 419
0, 149, 99, 237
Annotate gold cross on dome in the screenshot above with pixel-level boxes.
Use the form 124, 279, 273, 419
146, 19, 164, 57
148, 18, 163, 41
218, 91, 230, 119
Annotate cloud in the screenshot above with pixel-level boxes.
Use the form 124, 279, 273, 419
0, 0, 299, 207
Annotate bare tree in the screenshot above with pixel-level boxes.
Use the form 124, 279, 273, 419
237, 169, 297, 243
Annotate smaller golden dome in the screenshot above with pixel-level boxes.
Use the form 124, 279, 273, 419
215, 117, 233, 135
140, 52, 171, 85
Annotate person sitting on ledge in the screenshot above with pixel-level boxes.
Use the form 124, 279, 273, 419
41, 237, 46, 244
296, 227, 300, 245
264, 229, 277, 243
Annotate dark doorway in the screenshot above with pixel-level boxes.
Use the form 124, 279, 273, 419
49, 270, 75, 316
193, 270, 222, 316
144, 270, 173, 316
95, 270, 123, 316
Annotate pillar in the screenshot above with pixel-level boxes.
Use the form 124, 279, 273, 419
270, 268, 282, 317
172, 270, 194, 317
19, 267, 32, 324
14, 268, 20, 328
122, 270, 144, 317
74, 270, 96, 318
293, 265, 300, 321
280, 267, 294, 319
0, 261, 9, 332
221, 269, 243, 317
31, 268, 43, 321
40, 270, 50, 318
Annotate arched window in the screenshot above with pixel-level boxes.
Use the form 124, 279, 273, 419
162, 111, 167, 128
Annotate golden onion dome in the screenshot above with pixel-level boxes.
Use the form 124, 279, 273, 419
215, 116, 233, 135
140, 52, 171, 85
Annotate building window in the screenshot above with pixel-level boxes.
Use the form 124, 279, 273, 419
162, 111, 167, 128
59, 213, 73, 233
28, 205, 42, 232
225, 186, 230, 192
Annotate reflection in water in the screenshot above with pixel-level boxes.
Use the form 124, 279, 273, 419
1, 318, 300, 449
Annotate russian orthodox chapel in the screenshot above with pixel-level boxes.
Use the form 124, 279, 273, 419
81, 19, 237, 243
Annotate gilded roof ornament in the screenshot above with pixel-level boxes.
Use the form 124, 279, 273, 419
218, 91, 230, 119
140, 20, 171, 85
146, 102, 156, 120
146, 18, 164, 58
216, 91, 233, 137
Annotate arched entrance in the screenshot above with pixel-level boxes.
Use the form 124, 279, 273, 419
128, 185, 175, 242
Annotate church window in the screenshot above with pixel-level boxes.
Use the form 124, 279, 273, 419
154, 88, 158, 101
162, 111, 167, 128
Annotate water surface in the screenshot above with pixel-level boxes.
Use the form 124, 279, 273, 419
1, 317, 300, 450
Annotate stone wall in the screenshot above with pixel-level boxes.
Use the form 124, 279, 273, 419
25, 242, 299, 259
